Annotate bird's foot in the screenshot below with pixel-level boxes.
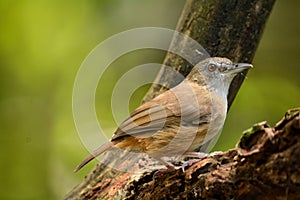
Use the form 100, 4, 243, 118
182, 151, 209, 159
179, 151, 223, 171
209, 151, 223, 156
153, 164, 177, 177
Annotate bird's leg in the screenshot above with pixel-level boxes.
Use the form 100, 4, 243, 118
179, 152, 209, 169
155, 157, 176, 170
182, 151, 209, 159
152, 157, 179, 177
180, 151, 224, 168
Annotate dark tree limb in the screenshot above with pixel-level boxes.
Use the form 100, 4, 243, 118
66, 109, 300, 199
65, 0, 278, 199
121, 109, 300, 199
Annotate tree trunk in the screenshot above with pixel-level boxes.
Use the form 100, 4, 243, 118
143, 0, 276, 108
65, 0, 279, 199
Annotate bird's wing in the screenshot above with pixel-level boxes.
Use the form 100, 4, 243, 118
111, 90, 178, 140
111, 82, 211, 141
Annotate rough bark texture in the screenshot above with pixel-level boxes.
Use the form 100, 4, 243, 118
65, 0, 278, 199
143, 0, 276, 107
120, 109, 300, 200
66, 109, 300, 199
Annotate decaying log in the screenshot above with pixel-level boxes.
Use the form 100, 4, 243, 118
65, 109, 300, 199
123, 109, 300, 199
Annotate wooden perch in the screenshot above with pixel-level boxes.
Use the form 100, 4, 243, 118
66, 109, 300, 199
124, 109, 300, 199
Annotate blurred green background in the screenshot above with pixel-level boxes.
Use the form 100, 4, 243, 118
0, 0, 299, 199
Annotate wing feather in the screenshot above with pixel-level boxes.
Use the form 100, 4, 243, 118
111, 82, 211, 141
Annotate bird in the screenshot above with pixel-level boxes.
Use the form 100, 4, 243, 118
74, 57, 252, 172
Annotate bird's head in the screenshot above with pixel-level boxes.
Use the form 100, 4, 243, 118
187, 57, 253, 94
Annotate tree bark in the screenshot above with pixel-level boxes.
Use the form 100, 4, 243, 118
116, 109, 300, 200
66, 109, 300, 199
143, 0, 276, 107
65, 0, 278, 199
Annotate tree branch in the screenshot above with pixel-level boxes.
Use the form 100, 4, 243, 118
121, 109, 300, 199
66, 109, 300, 199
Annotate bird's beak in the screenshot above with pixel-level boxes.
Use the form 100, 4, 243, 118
227, 63, 253, 74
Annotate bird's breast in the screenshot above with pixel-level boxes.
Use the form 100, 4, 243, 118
178, 81, 228, 145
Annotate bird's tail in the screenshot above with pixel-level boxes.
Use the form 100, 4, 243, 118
73, 142, 113, 173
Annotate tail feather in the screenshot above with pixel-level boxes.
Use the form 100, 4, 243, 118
73, 142, 113, 173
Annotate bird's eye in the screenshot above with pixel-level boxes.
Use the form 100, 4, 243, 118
207, 64, 217, 72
